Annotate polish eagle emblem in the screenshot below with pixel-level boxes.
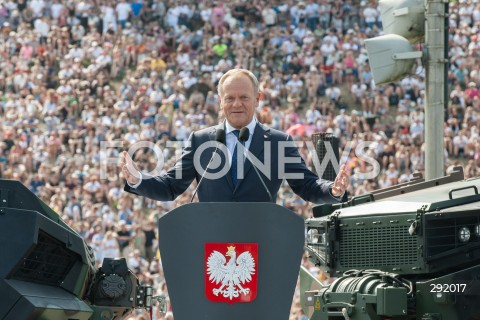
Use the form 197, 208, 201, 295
206, 245, 256, 301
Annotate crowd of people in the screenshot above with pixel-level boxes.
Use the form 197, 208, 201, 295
0, 0, 479, 319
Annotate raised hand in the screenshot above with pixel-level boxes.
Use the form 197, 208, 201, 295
119, 151, 141, 185
332, 164, 349, 197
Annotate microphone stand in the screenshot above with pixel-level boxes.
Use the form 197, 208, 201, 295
190, 129, 225, 202
239, 127, 274, 203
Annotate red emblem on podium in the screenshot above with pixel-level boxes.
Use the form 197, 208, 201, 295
205, 243, 258, 303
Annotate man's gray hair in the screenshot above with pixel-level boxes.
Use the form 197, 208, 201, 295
217, 69, 259, 96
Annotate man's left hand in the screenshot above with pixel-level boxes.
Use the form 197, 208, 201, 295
332, 164, 349, 197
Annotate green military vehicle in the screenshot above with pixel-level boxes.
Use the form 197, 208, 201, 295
304, 167, 480, 320
0, 179, 160, 320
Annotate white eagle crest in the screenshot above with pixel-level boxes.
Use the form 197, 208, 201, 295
207, 246, 256, 300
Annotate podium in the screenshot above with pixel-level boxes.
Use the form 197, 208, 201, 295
158, 202, 305, 320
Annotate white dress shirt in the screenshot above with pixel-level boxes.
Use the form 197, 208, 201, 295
225, 118, 256, 164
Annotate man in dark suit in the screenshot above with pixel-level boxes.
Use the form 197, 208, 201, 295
120, 69, 348, 203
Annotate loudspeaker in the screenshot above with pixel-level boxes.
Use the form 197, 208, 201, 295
311, 133, 340, 182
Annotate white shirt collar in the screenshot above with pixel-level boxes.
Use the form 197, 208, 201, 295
225, 118, 257, 136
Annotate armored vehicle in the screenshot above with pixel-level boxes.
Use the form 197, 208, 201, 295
0, 179, 157, 320
304, 167, 480, 320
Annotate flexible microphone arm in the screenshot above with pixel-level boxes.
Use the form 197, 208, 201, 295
239, 127, 274, 203
190, 129, 226, 202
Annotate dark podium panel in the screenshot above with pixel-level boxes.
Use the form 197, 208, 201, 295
158, 202, 305, 320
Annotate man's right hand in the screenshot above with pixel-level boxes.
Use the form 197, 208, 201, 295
119, 151, 141, 185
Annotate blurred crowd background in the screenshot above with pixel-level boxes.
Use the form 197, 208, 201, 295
0, 0, 479, 319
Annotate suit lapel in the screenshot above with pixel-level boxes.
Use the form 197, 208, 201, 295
236, 122, 270, 190
212, 122, 235, 190
210, 122, 224, 141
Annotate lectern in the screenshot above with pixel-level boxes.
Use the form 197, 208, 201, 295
157, 202, 305, 320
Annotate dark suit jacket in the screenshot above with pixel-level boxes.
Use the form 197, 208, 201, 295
125, 122, 342, 204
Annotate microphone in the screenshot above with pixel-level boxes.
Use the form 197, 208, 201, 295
239, 127, 250, 142
190, 129, 225, 202
215, 129, 226, 145
238, 127, 273, 203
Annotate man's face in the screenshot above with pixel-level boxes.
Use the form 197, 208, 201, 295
220, 74, 259, 129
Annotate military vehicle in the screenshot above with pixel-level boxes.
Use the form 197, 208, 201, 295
303, 166, 480, 320
0, 179, 163, 320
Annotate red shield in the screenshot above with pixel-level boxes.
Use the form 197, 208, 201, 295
205, 243, 258, 303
